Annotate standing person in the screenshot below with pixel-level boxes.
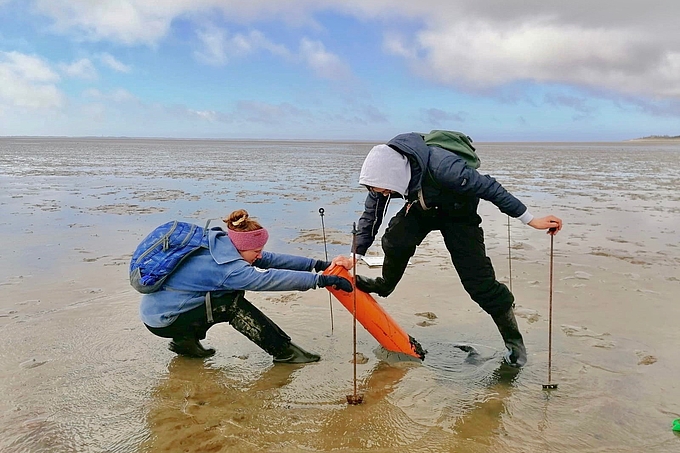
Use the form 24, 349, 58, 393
139, 209, 353, 363
353, 132, 562, 368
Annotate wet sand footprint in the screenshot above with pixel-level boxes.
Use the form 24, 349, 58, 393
415, 311, 437, 327
635, 350, 657, 366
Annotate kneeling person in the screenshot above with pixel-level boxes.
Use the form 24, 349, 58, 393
139, 209, 352, 363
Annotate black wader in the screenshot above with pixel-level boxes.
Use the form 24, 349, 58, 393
146, 291, 320, 363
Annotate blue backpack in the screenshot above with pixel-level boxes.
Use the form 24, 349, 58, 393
129, 220, 210, 294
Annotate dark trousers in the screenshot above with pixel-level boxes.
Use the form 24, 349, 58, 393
381, 204, 514, 317
145, 292, 292, 357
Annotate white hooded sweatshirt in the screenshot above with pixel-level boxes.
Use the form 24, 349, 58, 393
358, 144, 411, 196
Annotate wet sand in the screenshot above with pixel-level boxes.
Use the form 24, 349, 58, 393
1, 138, 679, 452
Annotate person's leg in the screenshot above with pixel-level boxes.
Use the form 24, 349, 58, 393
440, 218, 526, 367
356, 205, 433, 296
145, 303, 217, 358
211, 292, 320, 363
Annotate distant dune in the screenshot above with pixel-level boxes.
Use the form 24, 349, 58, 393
630, 135, 680, 141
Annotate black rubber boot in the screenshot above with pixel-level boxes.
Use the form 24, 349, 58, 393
169, 337, 216, 358
491, 308, 527, 368
273, 342, 321, 364
355, 275, 393, 297
355, 254, 410, 297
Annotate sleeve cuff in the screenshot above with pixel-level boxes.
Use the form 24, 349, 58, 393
517, 209, 534, 225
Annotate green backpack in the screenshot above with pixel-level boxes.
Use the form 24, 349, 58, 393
420, 130, 481, 169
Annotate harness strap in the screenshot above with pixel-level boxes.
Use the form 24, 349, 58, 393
418, 188, 431, 210
205, 292, 214, 323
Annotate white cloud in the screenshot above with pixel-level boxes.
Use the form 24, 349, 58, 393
383, 33, 418, 59
1, 51, 60, 82
59, 58, 97, 79
404, 20, 680, 99
28, 0, 680, 98
194, 25, 349, 81
84, 87, 137, 103
195, 26, 229, 65
187, 109, 218, 121
0, 51, 64, 109
98, 53, 132, 73
34, 0, 178, 45
299, 38, 350, 80
194, 26, 290, 66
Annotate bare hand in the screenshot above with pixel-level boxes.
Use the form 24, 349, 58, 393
528, 215, 562, 235
329, 255, 354, 270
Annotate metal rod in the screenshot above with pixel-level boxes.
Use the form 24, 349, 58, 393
352, 222, 358, 397
544, 227, 558, 390
319, 208, 334, 332
507, 215, 513, 294
548, 232, 554, 382
346, 223, 363, 404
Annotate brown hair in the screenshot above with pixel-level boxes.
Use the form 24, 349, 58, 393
223, 209, 263, 232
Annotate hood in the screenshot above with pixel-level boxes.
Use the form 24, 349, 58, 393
208, 227, 244, 265
358, 144, 411, 196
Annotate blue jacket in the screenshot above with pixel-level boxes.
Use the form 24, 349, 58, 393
356, 132, 528, 255
140, 227, 321, 328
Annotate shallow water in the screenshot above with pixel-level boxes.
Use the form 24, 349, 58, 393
1, 138, 679, 452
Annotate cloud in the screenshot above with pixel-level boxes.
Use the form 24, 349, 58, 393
194, 25, 290, 66
84, 87, 137, 103
405, 19, 680, 99
27, 1, 680, 99
376, 1, 680, 100
544, 93, 595, 113
33, 0, 177, 45
59, 58, 97, 79
234, 100, 311, 124
193, 25, 349, 81
187, 109, 219, 122
98, 53, 132, 72
299, 38, 350, 80
420, 108, 466, 126
1, 51, 60, 82
0, 51, 64, 109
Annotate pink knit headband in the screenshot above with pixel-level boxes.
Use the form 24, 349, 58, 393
227, 228, 269, 251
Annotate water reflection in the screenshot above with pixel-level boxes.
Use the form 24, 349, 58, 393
141, 350, 523, 452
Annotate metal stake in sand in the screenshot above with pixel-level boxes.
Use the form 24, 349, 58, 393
346, 222, 364, 405
319, 208, 334, 332
507, 215, 513, 294
543, 227, 558, 390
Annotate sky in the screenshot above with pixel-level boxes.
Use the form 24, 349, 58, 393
1, 0, 679, 141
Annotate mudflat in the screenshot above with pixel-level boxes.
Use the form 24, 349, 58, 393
1, 138, 679, 452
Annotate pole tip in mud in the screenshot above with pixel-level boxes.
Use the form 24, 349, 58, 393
346, 394, 364, 405
542, 383, 558, 390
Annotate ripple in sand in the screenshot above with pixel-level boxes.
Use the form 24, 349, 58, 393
561, 324, 610, 339
20, 358, 48, 369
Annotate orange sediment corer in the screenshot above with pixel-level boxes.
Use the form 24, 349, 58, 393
323, 266, 426, 360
